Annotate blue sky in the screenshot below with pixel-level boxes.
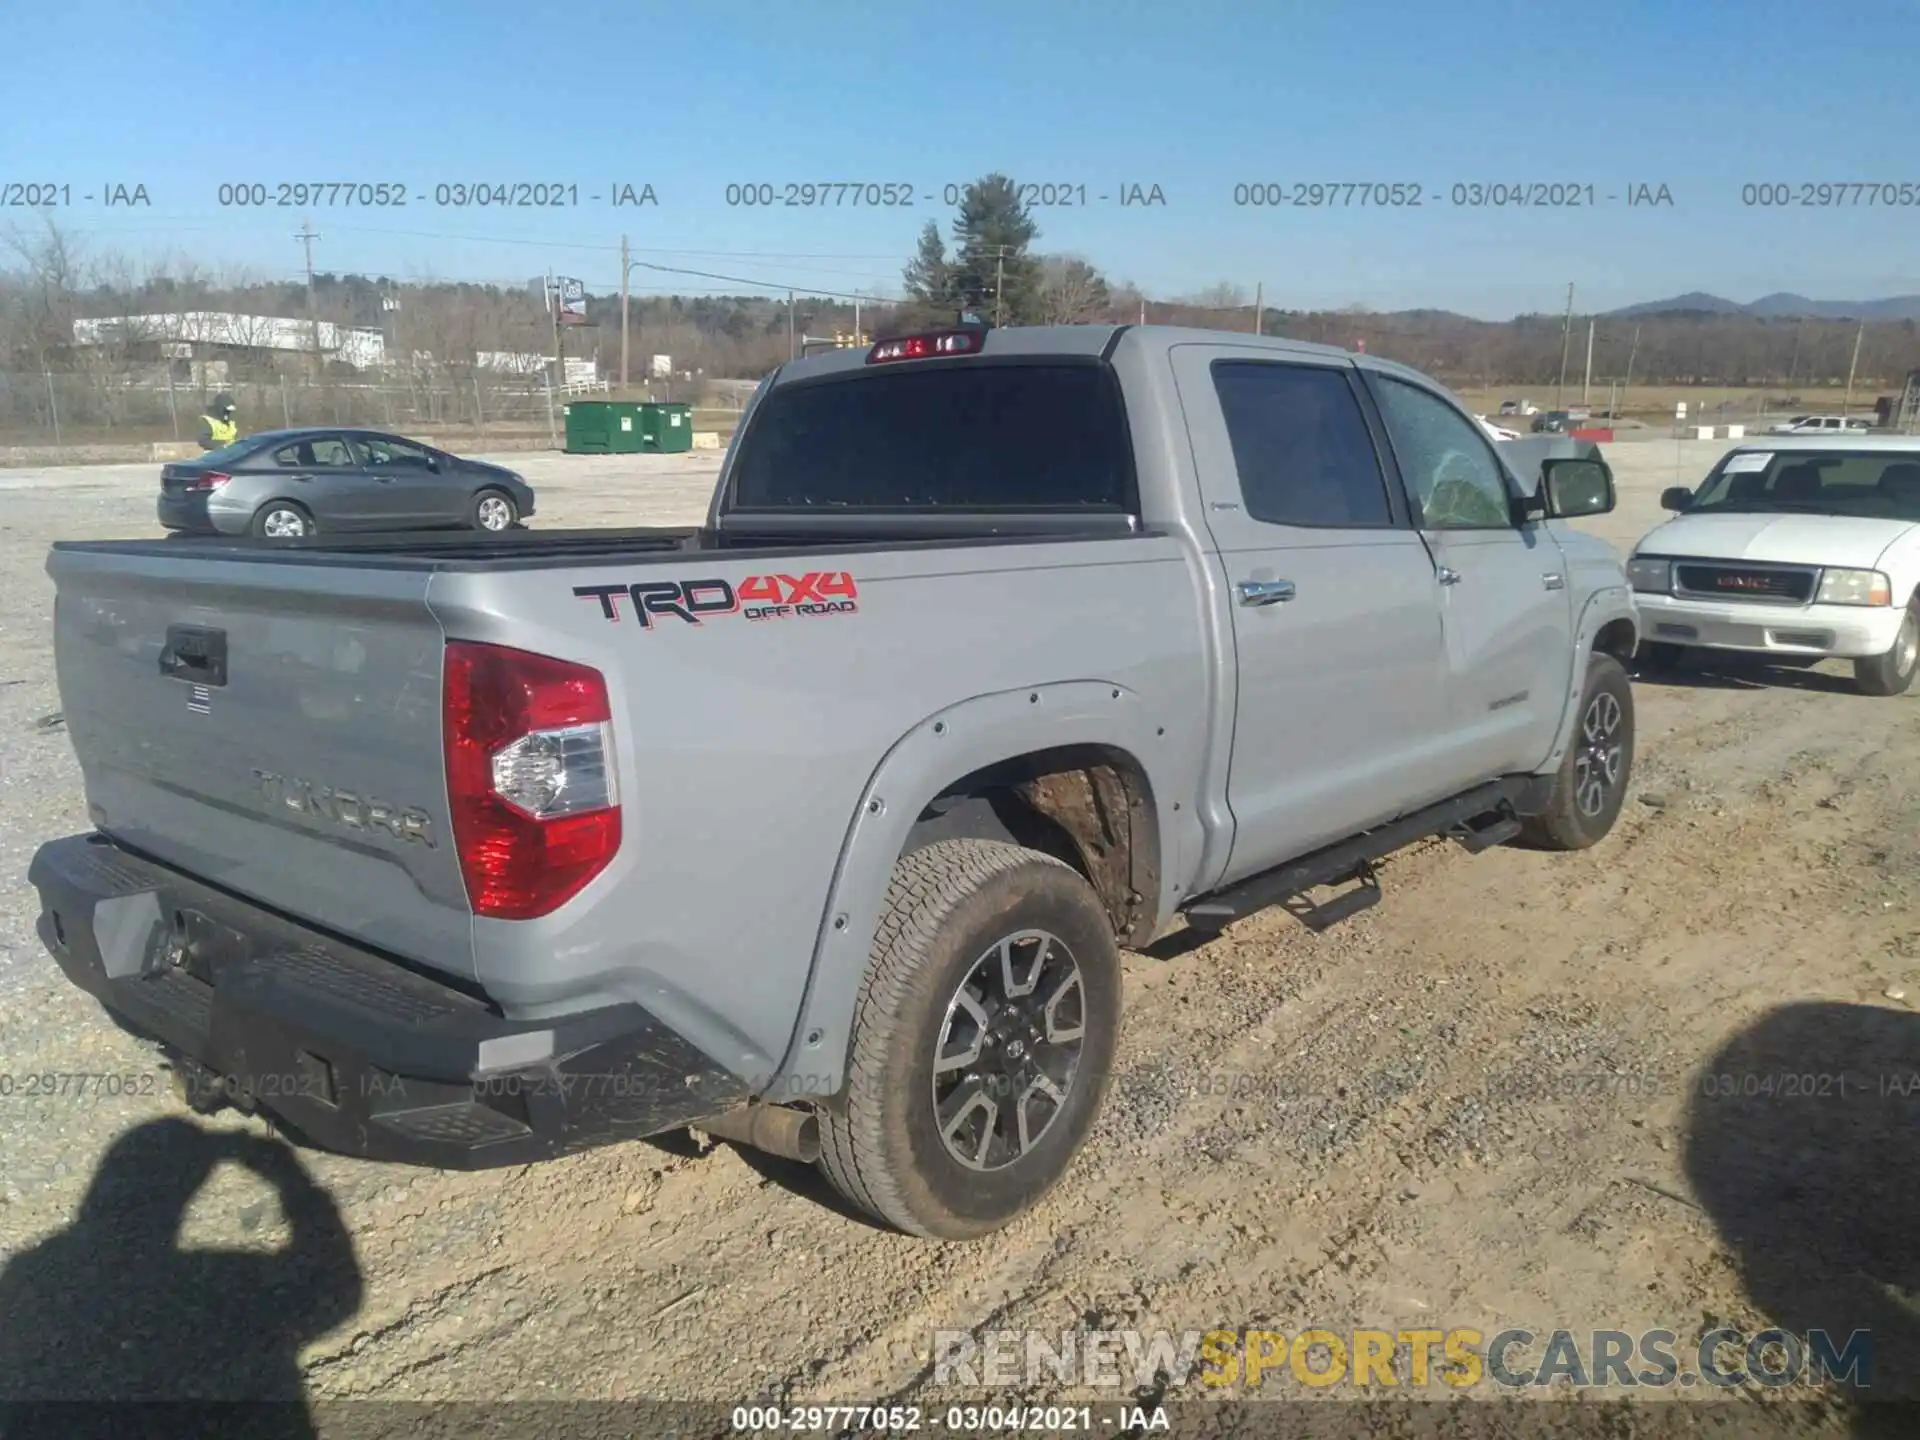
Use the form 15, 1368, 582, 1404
4, 0, 1916, 318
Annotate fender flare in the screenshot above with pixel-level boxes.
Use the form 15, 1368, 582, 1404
1541, 585, 1638, 773
765, 680, 1178, 1099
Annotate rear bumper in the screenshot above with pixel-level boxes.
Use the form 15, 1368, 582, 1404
1636, 592, 1905, 660
156, 494, 249, 535
156, 493, 211, 532
28, 832, 749, 1168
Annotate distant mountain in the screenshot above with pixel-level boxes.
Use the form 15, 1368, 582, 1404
1608, 292, 1920, 320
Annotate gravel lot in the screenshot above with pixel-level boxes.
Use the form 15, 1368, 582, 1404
0, 441, 1914, 1434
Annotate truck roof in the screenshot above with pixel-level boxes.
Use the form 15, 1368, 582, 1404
772, 322, 1393, 383
1734, 434, 1920, 453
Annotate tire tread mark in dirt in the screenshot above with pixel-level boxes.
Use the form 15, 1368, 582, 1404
304, 1264, 515, 1374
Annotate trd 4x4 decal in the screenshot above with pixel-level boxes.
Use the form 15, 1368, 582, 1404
573, 571, 859, 629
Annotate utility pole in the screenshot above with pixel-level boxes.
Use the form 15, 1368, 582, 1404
787, 290, 796, 360
1252, 282, 1263, 335
1138, 296, 1146, 325
994, 248, 1006, 328
546, 270, 563, 393
295, 221, 322, 372
1620, 323, 1640, 418
1554, 282, 1575, 409
619, 235, 630, 393
1582, 319, 1595, 404
1843, 320, 1866, 418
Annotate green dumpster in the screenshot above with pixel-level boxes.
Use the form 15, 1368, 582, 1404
638, 401, 694, 453
609, 401, 647, 453
563, 400, 617, 454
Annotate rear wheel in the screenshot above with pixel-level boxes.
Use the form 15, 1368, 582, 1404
817, 839, 1121, 1241
471, 489, 518, 532
1854, 599, 1920, 697
250, 501, 313, 540
1518, 653, 1635, 851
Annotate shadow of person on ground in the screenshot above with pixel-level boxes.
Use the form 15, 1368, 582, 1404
1685, 1001, 1920, 1434
0, 1116, 362, 1439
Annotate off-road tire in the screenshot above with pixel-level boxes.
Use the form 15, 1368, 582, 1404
250, 501, 314, 540
1853, 598, 1920, 697
1517, 653, 1635, 851
816, 839, 1121, 1241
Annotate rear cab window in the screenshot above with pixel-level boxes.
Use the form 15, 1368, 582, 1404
724, 362, 1135, 513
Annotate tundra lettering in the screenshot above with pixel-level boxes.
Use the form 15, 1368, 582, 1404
251, 769, 435, 847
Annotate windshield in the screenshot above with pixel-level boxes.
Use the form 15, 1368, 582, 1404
727, 362, 1134, 511
1686, 451, 1920, 520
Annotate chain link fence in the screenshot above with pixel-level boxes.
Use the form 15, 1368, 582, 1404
0, 368, 744, 459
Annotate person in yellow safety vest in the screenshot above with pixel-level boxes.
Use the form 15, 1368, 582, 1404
196, 393, 238, 451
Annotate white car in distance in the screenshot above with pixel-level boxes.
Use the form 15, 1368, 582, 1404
1626, 436, 1920, 696
1766, 414, 1872, 436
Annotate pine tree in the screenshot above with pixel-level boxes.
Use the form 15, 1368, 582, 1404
902, 221, 953, 308
948, 175, 1042, 326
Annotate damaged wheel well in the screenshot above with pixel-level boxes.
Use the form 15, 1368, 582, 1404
902, 745, 1162, 950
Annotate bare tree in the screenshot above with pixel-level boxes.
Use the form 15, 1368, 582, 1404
1035, 255, 1112, 324
1191, 282, 1249, 312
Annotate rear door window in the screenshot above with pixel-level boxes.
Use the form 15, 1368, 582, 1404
1210, 361, 1394, 527
271, 436, 356, 468
727, 363, 1134, 511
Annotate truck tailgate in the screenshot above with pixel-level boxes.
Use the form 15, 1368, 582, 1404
48, 545, 474, 980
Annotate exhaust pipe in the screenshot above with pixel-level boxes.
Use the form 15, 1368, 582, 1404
697, 1103, 820, 1164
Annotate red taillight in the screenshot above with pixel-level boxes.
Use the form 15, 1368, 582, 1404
867, 328, 983, 363
442, 641, 621, 920
184, 471, 231, 492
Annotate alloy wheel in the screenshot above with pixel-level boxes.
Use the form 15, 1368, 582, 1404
1574, 690, 1625, 817
930, 929, 1086, 1172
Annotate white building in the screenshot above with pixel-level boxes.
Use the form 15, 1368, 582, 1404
72, 311, 388, 370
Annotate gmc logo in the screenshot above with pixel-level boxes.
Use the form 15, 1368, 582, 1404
1716, 575, 1771, 591
573, 572, 859, 628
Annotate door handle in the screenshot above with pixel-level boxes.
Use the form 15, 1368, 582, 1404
1238, 579, 1297, 606
1542, 573, 1566, 591
1437, 566, 1463, 586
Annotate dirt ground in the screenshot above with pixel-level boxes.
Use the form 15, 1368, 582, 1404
0, 439, 1913, 1436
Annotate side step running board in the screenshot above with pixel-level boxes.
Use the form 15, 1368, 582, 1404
1449, 813, 1522, 854
1182, 777, 1537, 936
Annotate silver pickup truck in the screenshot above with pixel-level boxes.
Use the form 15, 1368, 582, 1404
30, 322, 1639, 1241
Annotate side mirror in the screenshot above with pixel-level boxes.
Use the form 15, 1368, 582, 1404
1541, 456, 1615, 518
1659, 486, 1692, 512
